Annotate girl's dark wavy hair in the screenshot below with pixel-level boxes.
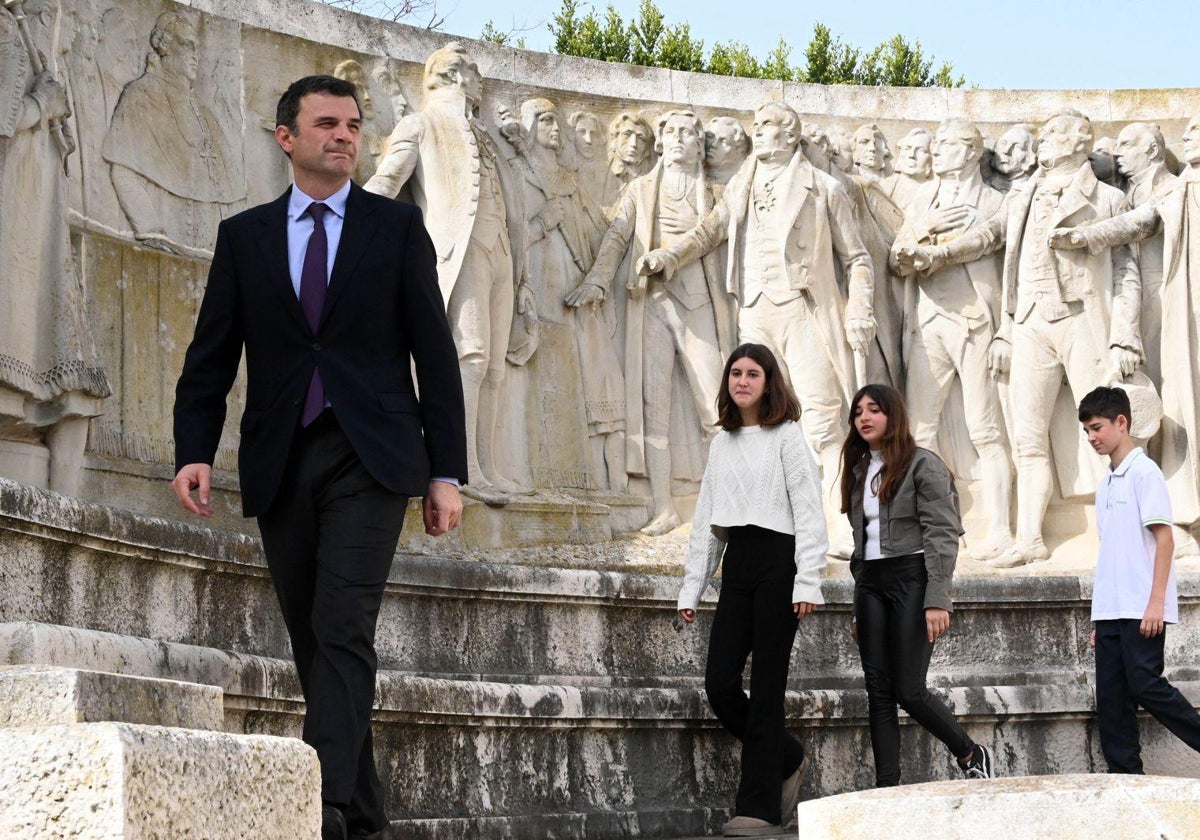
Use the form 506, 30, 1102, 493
715, 343, 801, 431
838, 383, 916, 512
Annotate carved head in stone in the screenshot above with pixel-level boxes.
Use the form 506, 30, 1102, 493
1037, 111, 1093, 170
654, 110, 705, 170
993, 124, 1037, 178
423, 42, 483, 107
1113, 122, 1166, 178
801, 123, 834, 171
1184, 118, 1200, 167
148, 11, 200, 83
828, 128, 855, 173
334, 59, 375, 122
521, 98, 562, 151
852, 123, 891, 175
609, 113, 654, 166
568, 111, 605, 161
752, 103, 802, 162
98, 7, 137, 72
705, 116, 751, 177
931, 119, 983, 177
895, 128, 933, 178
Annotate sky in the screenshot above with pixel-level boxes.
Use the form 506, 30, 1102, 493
348, 0, 1197, 90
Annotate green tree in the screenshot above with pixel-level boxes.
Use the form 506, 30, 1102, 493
707, 41, 762, 78
799, 23, 860, 85
629, 0, 665, 66
658, 23, 706, 72
760, 36, 796, 82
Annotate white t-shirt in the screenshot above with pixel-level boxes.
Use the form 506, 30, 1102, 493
1092, 448, 1177, 623
863, 451, 885, 560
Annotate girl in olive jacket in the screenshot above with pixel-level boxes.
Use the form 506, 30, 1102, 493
839, 383, 996, 787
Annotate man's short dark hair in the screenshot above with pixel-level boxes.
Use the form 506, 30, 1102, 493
276, 75, 361, 133
1078, 386, 1132, 425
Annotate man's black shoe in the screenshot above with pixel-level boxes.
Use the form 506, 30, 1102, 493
322, 806, 348, 840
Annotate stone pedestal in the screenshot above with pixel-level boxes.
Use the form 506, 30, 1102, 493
0, 440, 49, 490
794, 774, 1200, 838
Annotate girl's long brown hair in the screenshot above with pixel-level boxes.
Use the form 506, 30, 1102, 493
838, 384, 916, 513
715, 343, 801, 431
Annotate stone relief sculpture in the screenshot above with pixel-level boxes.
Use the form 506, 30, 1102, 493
567, 109, 607, 206
985, 123, 1037, 193
600, 111, 655, 213
365, 42, 530, 504
637, 103, 875, 553
704, 115, 751, 197
102, 10, 244, 256
851, 123, 893, 182
511, 97, 624, 492
891, 118, 1012, 560
1049, 116, 1200, 555
569, 109, 733, 533
904, 112, 1142, 567
372, 62, 410, 123
332, 58, 389, 184
0, 0, 109, 494
881, 127, 932, 210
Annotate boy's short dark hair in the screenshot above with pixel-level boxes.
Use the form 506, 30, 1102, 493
1078, 386, 1132, 425
276, 75, 361, 133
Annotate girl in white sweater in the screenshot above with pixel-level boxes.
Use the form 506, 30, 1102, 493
677, 343, 828, 838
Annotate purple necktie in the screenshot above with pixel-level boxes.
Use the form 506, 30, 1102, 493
299, 202, 328, 427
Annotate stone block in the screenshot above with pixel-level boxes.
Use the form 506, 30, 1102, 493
0, 723, 319, 839
794, 774, 1200, 839
0, 665, 223, 731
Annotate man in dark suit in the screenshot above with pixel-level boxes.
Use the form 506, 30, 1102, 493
171, 75, 466, 840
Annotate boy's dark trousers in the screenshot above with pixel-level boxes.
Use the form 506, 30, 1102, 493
1094, 618, 1200, 773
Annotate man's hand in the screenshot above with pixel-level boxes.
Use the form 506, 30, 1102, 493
172, 463, 214, 517
988, 337, 1012, 377
31, 72, 70, 121
516, 281, 536, 316
565, 281, 605, 308
845, 317, 876, 355
1089, 628, 1096, 648
926, 607, 951, 643
1109, 346, 1141, 381
894, 245, 938, 275
678, 608, 696, 625
793, 601, 817, 618
635, 249, 677, 280
1141, 601, 1166, 638
1048, 228, 1087, 251
423, 480, 463, 536
923, 205, 972, 236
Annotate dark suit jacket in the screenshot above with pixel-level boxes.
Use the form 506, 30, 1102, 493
174, 182, 468, 517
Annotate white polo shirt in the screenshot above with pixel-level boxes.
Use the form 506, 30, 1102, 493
1092, 448, 1177, 623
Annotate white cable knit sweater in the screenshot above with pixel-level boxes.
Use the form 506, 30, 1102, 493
677, 420, 829, 611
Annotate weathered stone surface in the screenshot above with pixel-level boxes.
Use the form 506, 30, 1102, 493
0, 722, 319, 839
0, 665, 222, 731
794, 774, 1200, 838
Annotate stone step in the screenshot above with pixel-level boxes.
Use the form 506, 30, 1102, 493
0, 722, 319, 839
794, 774, 1200, 839
0, 665, 223, 731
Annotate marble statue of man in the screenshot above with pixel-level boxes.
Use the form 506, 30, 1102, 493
0, 0, 110, 494
365, 42, 530, 504
102, 10, 244, 254
1112, 122, 1177, 389
900, 111, 1142, 567
891, 118, 1013, 560
882, 128, 933, 210
851, 123, 893, 182
704, 116, 751, 198
567, 109, 607, 205
1048, 117, 1200, 555
567, 110, 734, 534
985, 124, 1037, 193
637, 102, 876, 555
600, 112, 655, 213
333, 59, 387, 184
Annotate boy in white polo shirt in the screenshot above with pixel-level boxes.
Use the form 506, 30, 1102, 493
1079, 386, 1200, 773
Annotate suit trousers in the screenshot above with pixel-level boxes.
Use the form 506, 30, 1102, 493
704, 525, 805, 824
257, 411, 409, 834
1094, 618, 1200, 773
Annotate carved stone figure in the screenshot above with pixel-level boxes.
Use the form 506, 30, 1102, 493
332, 59, 387, 184
891, 118, 1012, 559
102, 10, 244, 255
1049, 117, 1200, 554
372, 62, 410, 123
567, 109, 607, 205
638, 103, 876, 554
704, 115, 750, 197
0, 0, 109, 494
828, 127, 856, 174
904, 112, 1142, 567
881, 127, 932, 210
568, 110, 733, 533
600, 111, 654, 213
512, 97, 624, 491
985, 124, 1037, 193
851, 123, 893, 182
365, 42, 530, 503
